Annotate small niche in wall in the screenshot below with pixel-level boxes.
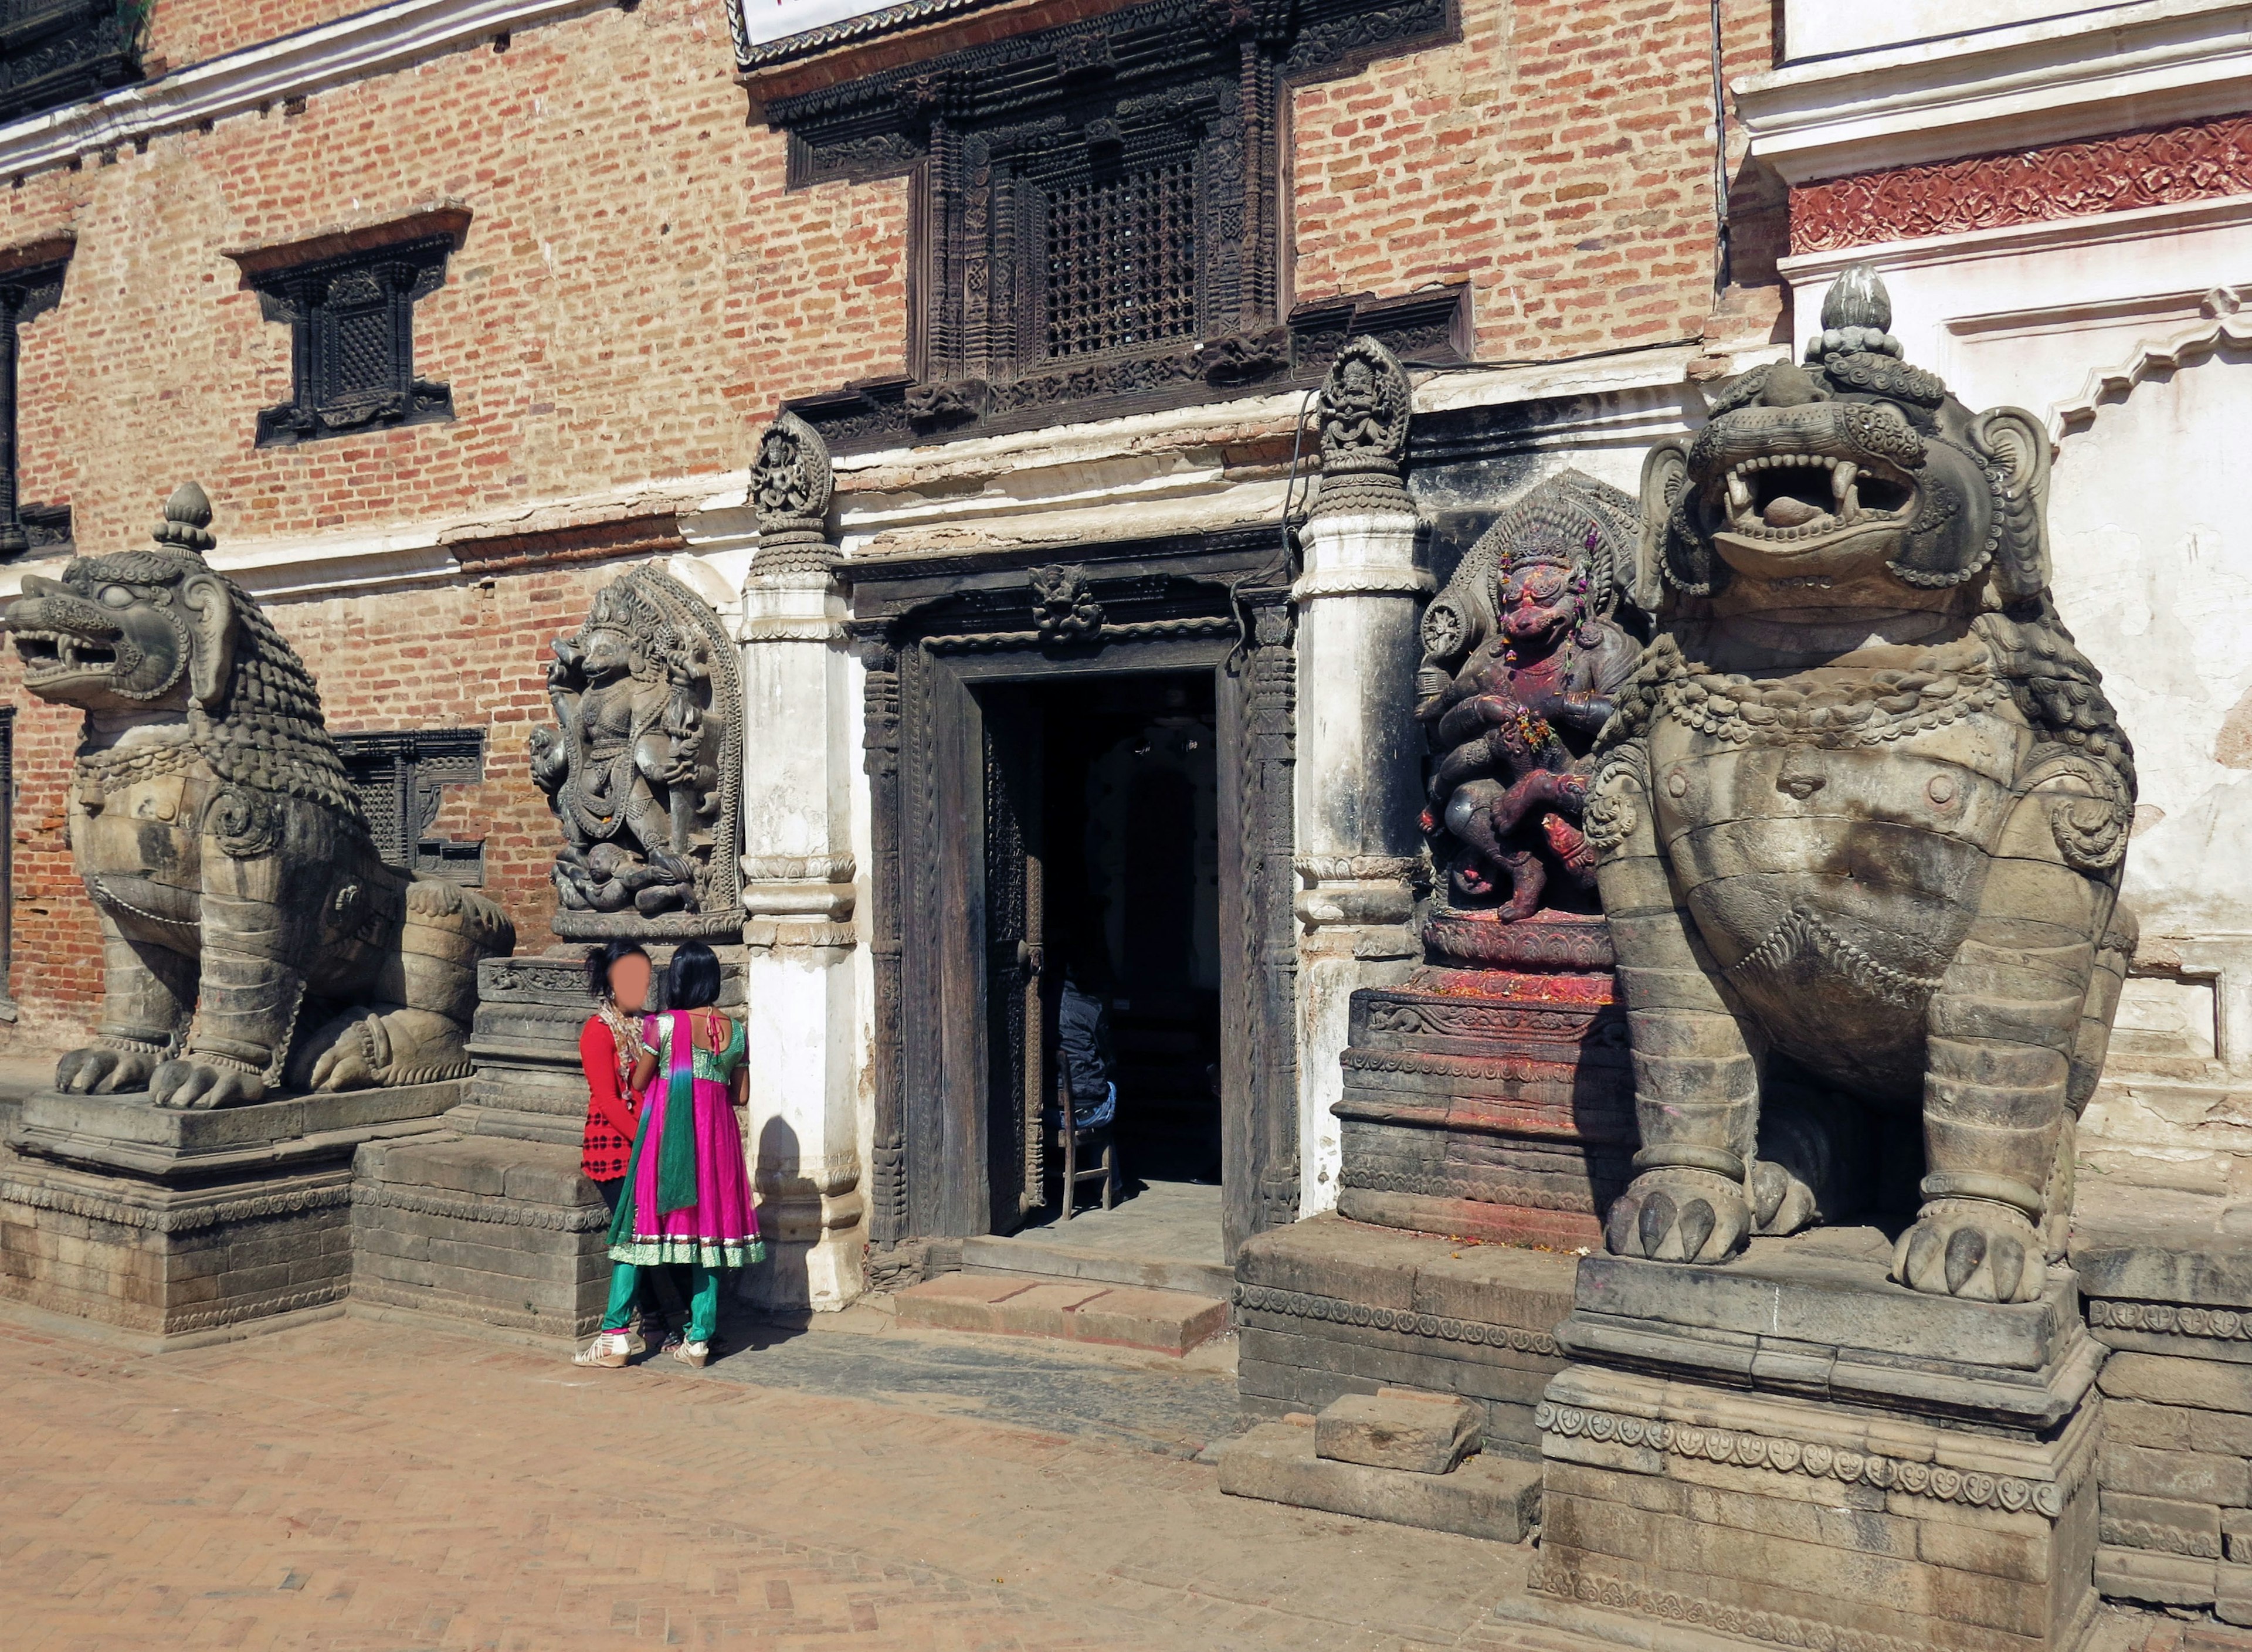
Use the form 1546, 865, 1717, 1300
2111, 974, 2220, 1064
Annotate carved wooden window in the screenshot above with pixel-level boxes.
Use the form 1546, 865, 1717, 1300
758, 0, 1459, 450
243, 236, 456, 447
333, 729, 487, 884
0, 244, 70, 558
0, 1, 142, 124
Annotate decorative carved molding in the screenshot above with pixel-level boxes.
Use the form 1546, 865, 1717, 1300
352, 1181, 608, 1232
1308, 334, 1412, 518
1028, 564, 1103, 643
1535, 1400, 2070, 1519
749, 409, 836, 578
2089, 1297, 2252, 1345
741, 853, 857, 884
161, 1284, 347, 1334
0, 1175, 352, 1234
1790, 113, 2252, 256
2051, 291, 2252, 442
1235, 1281, 1562, 1354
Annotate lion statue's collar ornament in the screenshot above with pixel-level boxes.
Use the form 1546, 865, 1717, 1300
4, 484, 514, 1108
1592, 265, 2136, 1302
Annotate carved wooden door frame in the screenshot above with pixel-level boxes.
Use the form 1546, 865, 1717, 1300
848, 531, 1297, 1282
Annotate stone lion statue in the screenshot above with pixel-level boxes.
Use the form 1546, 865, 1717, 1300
4, 484, 515, 1108
1588, 266, 2136, 1302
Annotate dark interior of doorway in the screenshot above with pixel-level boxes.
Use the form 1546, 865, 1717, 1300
1033, 670, 1222, 1198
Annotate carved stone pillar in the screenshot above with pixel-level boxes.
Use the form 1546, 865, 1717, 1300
738, 411, 863, 1310
1291, 338, 1431, 1214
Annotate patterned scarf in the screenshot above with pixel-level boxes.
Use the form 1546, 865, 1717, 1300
651, 1010, 700, 1216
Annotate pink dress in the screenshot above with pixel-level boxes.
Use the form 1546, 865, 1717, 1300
603, 1009, 762, 1269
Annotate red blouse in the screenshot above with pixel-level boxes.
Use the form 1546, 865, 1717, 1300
579, 1015, 641, 1181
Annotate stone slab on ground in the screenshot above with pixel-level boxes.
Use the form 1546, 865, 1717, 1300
962, 1181, 1232, 1298
893, 1270, 1226, 1355
1563, 1227, 2099, 1428
1216, 1419, 1539, 1541
1233, 1213, 1578, 1456
1317, 1389, 1483, 1474
9, 1080, 463, 1180
350, 1132, 611, 1340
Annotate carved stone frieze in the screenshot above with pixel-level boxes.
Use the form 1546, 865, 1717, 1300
1234, 1281, 1561, 1356
530, 565, 744, 938
1791, 112, 2252, 255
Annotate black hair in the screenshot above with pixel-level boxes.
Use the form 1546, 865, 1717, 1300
585, 939, 651, 1000
666, 942, 723, 1010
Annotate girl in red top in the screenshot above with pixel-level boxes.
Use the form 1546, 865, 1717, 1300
572, 940, 680, 1362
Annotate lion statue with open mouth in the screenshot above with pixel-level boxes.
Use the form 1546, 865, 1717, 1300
1589, 266, 2136, 1302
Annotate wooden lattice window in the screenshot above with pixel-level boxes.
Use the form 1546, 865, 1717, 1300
1043, 158, 1199, 359
229, 215, 468, 449
333, 729, 487, 884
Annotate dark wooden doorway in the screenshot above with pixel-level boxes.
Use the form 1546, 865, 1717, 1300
850, 537, 1299, 1273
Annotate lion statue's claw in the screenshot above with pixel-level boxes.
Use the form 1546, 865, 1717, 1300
148, 1058, 266, 1111
1604, 1169, 1749, 1264
55, 1045, 160, 1095
1891, 1200, 2041, 1303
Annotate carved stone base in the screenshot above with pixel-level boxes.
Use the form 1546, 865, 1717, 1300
1335, 945, 1632, 1249
0, 1078, 462, 1341
1233, 1212, 1578, 1458
1520, 1362, 2102, 1652
1518, 1232, 2105, 1651
350, 1133, 610, 1339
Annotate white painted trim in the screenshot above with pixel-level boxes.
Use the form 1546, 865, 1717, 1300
2048, 289, 2252, 440
1735, 0, 2252, 182
1775, 193, 2252, 281
0, 0, 619, 179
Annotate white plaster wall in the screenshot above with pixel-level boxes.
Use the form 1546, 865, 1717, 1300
1783, 0, 2123, 62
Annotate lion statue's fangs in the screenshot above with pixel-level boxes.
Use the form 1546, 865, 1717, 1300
4, 483, 514, 1110
1590, 264, 2136, 1303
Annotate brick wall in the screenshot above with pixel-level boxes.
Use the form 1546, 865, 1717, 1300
1290, 0, 1778, 355
143, 0, 376, 74
0, 557, 622, 1056
3, 0, 909, 554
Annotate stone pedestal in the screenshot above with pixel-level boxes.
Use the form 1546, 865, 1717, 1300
1335, 912, 1632, 1249
350, 947, 742, 1341
1509, 1231, 2105, 1652
2073, 1192, 2252, 1622
0, 1079, 459, 1342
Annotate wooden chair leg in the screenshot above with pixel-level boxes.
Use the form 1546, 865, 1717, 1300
1101, 1137, 1116, 1210
1061, 1124, 1077, 1222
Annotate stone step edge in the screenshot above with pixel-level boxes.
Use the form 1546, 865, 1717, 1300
959, 1233, 1233, 1297
893, 1270, 1229, 1355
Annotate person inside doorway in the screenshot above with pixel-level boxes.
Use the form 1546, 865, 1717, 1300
1056, 952, 1117, 1131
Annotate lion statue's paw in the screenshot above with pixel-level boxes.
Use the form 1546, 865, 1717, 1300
55, 1044, 162, 1095
1891, 1199, 2041, 1303
1604, 1168, 1749, 1264
149, 1058, 267, 1111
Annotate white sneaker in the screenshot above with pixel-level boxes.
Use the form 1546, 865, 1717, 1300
670, 1339, 709, 1368
572, 1331, 631, 1368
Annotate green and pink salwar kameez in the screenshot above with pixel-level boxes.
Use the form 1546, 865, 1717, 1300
598, 1009, 762, 1346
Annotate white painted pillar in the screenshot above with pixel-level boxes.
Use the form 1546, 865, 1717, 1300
1289, 339, 1430, 1216
737, 413, 863, 1311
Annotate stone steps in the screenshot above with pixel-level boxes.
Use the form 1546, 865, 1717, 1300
891, 1271, 1229, 1356
960, 1231, 1233, 1299
1214, 1410, 1540, 1543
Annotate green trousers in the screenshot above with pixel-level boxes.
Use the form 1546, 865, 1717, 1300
601, 1261, 720, 1343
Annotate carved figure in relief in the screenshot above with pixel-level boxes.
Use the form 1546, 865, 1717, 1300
4, 484, 515, 1107
1591, 266, 2136, 1301
530, 569, 725, 922
1417, 472, 1643, 921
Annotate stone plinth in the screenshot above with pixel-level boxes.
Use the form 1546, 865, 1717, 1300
348, 948, 742, 1341
1511, 1231, 2104, 1652
2073, 1192, 2252, 1623
1233, 1212, 1578, 1457
0, 1078, 460, 1342
1335, 914, 1631, 1250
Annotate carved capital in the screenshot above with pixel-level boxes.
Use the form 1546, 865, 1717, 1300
751, 409, 837, 578
1308, 334, 1413, 520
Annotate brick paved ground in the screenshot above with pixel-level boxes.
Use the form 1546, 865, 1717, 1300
0, 1301, 2205, 1652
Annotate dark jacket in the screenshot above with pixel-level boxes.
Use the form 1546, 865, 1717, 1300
1056, 980, 1115, 1104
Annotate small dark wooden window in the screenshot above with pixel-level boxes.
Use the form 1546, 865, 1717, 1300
0, 245, 70, 558
1043, 157, 1199, 359
0, 1, 142, 124
245, 236, 456, 447
333, 729, 487, 884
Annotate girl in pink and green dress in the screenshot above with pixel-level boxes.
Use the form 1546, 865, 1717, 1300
578, 943, 761, 1369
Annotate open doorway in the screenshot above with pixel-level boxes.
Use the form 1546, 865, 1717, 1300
979, 670, 1223, 1244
